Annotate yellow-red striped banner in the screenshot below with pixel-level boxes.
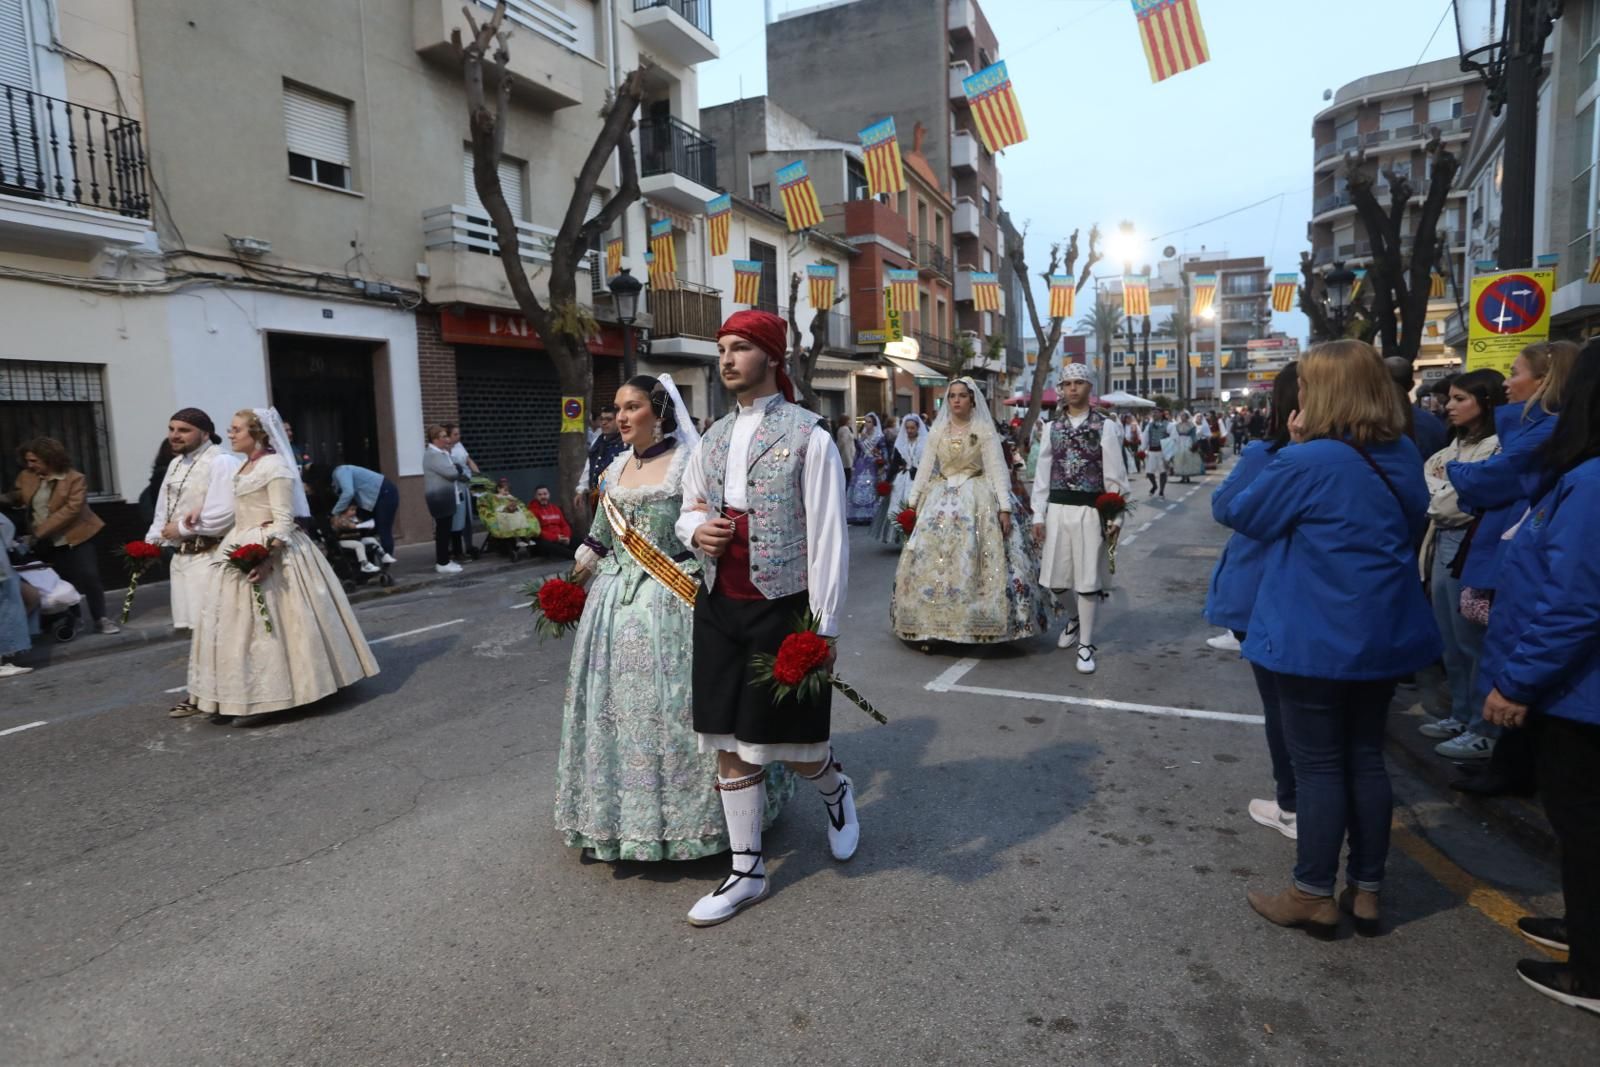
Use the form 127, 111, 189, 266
807, 263, 837, 309
776, 160, 824, 231
1123, 274, 1150, 317
706, 193, 731, 257
962, 61, 1028, 153
859, 117, 906, 197
1429, 271, 1447, 299
1049, 274, 1075, 319
1272, 273, 1298, 313
1133, 0, 1212, 85
733, 259, 762, 305
645, 252, 676, 291
887, 269, 919, 313
649, 219, 676, 277
971, 271, 1001, 312
605, 237, 622, 279
1191, 272, 1216, 317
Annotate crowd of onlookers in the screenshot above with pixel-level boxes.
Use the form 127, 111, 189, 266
1204, 337, 1598, 1017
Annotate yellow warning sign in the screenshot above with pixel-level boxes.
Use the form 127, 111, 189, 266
1468, 269, 1553, 375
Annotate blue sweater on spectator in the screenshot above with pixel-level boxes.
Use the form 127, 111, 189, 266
1446, 404, 1555, 590
1204, 440, 1279, 634
1479, 457, 1600, 727
1220, 436, 1442, 681
331, 464, 386, 514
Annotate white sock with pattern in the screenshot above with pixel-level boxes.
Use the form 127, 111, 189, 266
1076, 595, 1098, 650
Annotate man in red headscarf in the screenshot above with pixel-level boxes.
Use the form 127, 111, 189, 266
674, 310, 857, 926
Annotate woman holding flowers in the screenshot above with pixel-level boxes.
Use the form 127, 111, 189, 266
186, 408, 377, 723
554, 374, 792, 862
874, 413, 925, 547
845, 412, 886, 524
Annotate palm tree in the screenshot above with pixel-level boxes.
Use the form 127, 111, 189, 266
1165, 302, 1194, 402
1078, 292, 1123, 394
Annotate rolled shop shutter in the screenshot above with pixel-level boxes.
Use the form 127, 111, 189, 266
283, 83, 351, 167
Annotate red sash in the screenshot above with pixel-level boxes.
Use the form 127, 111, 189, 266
711, 510, 764, 601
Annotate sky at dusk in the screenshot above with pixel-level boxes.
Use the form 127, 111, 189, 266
698, 0, 1465, 344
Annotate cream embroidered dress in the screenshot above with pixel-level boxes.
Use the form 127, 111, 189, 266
553, 446, 793, 861
188, 454, 378, 715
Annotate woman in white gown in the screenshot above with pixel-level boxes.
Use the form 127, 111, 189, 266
875, 413, 925, 547
188, 408, 379, 722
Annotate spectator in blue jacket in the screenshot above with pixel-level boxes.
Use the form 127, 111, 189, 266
1205, 363, 1299, 842
330, 464, 400, 559
1221, 340, 1441, 939
1480, 340, 1600, 1016
1446, 340, 1578, 794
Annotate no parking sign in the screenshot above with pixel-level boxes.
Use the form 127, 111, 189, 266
560, 396, 585, 433
1467, 269, 1553, 375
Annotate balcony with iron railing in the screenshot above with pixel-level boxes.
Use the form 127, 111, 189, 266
915, 237, 951, 278
415, 0, 594, 109
0, 82, 152, 256
1314, 189, 1355, 217
631, 0, 718, 65
639, 114, 718, 212
912, 330, 956, 369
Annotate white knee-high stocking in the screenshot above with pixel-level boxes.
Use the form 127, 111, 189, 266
1075, 594, 1098, 649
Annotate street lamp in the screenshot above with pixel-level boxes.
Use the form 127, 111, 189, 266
1324, 261, 1357, 336
608, 267, 643, 378
1453, 0, 1563, 269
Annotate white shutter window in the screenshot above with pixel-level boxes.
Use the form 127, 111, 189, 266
462, 148, 525, 221
0, 0, 34, 94
283, 84, 351, 167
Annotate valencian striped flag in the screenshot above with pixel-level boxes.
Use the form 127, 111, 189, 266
962, 61, 1028, 153
859, 117, 906, 198
733, 259, 763, 305
807, 263, 837, 309
1352, 268, 1367, 298
706, 193, 732, 257
776, 160, 824, 231
1132, 0, 1211, 85
1588, 257, 1600, 284
1122, 274, 1150, 316
649, 219, 676, 277
605, 237, 622, 279
971, 271, 1001, 312
1429, 271, 1447, 299
1049, 274, 1076, 319
645, 251, 676, 292
1271, 273, 1298, 312
887, 268, 919, 313
1191, 273, 1217, 317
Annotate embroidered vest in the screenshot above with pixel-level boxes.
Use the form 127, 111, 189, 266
701, 397, 820, 599
1050, 411, 1107, 494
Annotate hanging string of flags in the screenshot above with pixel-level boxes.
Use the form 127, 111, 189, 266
1271, 273, 1298, 312
1190, 273, 1216, 317
1049, 274, 1076, 319
733, 259, 763, 305
776, 160, 824, 232
706, 193, 732, 257
971, 271, 1001, 312
807, 263, 837, 309
1122, 274, 1150, 316
1132, 0, 1211, 84
887, 269, 919, 313
962, 61, 1028, 153
859, 117, 906, 198
605, 237, 622, 279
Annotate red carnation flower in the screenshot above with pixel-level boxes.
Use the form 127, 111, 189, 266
122, 540, 162, 562
875, 480, 892, 497
228, 543, 272, 567
1094, 492, 1129, 522
537, 577, 587, 625
772, 630, 830, 686
895, 508, 917, 535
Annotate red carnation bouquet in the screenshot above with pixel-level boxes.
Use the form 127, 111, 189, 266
895, 508, 917, 535
525, 571, 587, 640
1094, 492, 1133, 574
116, 540, 163, 623
217, 541, 278, 633
750, 610, 887, 724
875, 480, 892, 497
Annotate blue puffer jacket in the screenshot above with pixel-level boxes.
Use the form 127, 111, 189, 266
1447, 404, 1555, 590
1204, 440, 1280, 634
1220, 436, 1442, 680
1479, 457, 1600, 726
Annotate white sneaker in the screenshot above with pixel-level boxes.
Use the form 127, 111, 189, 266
687, 859, 768, 927
1076, 644, 1097, 674
380, 553, 397, 565
435, 562, 463, 575
1206, 631, 1242, 652
1248, 798, 1298, 840
360, 561, 381, 574
824, 774, 860, 861
0, 663, 34, 678
1057, 619, 1080, 650
95, 618, 121, 635
1435, 730, 1496, 760
1418, 717, 1467, 739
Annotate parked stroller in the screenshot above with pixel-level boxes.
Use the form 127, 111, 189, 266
315, 510, 394, 593
477, 477, 541, 561
15, 560, 83, 642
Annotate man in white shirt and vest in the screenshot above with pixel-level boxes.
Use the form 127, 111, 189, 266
145, 408, 241, 717
675, 310, 855, 927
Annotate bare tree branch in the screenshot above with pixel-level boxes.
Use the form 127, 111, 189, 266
1009, 219, 1102, 449
787, 270, 849, 411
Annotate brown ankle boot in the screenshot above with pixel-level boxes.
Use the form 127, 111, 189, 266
1338, 886, 1382, 937
1247, 886, 1340, 939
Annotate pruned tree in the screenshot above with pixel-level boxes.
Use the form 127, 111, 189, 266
785, 271, 849, 411
1008, 223, 1103, 448
458, 2, 648, 526
1302, 133, 1460, 362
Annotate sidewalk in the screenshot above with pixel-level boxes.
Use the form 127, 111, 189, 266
12, 540, 551, 669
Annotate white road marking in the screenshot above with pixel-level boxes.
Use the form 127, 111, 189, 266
1165, 504, 1179, 512
0, 720, 47, 737
1135, 521, 1153, 533
164, 685, 188, 694
923, 658, 1263, 725
369, 619, 467, 645
1121, 535, 1138, 545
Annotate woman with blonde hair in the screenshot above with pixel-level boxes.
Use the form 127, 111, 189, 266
1219, 340, 1441, 938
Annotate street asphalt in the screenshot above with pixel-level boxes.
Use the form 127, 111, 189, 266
1, 459, 1593, 1066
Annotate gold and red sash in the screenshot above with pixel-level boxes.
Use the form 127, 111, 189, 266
600, 493, 698, 607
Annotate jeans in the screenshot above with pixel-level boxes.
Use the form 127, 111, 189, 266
365, 480, 399, 556
1430, 527, 1497, 736
1535, 714, 1600, 985
432, 515, 452, 566
1273, 672, 1397, 896
42, 539, 107, 622
1249, 660, 1296, 814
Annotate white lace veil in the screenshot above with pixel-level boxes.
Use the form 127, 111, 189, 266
907, 376, 999, 509
253, 406, 311, 517
894, 413, 926, 468
656, 373, 701, 455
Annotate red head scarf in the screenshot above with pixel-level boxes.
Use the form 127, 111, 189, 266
718, 309, 795, 402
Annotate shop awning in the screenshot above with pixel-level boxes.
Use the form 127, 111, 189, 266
885, 355, 947, 387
